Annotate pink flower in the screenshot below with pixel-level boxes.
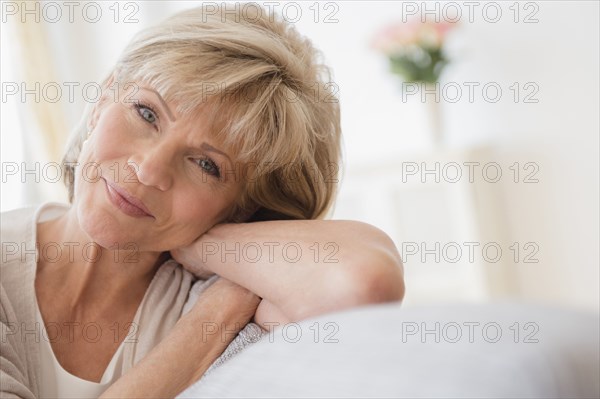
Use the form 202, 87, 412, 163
371, 17, 457, 55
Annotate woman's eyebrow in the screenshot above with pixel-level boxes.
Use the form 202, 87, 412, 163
200, 142, 232, 164
138, 87, 176, 122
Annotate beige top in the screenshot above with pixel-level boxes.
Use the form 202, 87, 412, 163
0, 202, 196, 398
0, 202, 265, 398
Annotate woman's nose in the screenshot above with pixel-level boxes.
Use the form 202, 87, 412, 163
127, 146, 174, 191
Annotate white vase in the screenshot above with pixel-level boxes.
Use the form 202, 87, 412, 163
424, 83, 444, 148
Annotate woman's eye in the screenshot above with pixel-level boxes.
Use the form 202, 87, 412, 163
135, 103, 157, 124
196, 158, 221, 178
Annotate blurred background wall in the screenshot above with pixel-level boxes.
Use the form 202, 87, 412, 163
1, 1, 598, 311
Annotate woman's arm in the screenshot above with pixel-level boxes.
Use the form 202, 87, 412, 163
173, 220, 405, 324
99, 278, 260, 399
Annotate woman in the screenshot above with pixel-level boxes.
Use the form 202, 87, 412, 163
0, 4, 405, 398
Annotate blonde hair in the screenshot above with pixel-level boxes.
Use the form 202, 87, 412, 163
62, 4, 342, 222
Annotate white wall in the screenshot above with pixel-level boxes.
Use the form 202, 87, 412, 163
295, 1, 600, 310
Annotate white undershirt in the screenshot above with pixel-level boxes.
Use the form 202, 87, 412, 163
35, 292, 126, 398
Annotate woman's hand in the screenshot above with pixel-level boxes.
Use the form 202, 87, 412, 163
100, 277, 260, 399
187, 276, 261, 322
170, 241, 216, 280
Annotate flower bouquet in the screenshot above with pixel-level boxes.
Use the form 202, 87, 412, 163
371, 17, 457, 147
371, 17, 457, 84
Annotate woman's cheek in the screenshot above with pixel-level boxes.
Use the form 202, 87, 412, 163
174, 191, 217, 232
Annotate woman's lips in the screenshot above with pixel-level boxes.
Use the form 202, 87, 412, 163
103, 178, 154, 218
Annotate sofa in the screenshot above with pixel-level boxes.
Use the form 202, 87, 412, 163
176, 299, 599, 398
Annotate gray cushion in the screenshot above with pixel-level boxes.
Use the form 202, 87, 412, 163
178, 301, 599, 398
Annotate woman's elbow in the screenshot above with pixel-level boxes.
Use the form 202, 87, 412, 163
347, 222, 406, 305
312, 254, 405, 320
291, 232, 405, 322
288, 260, 405, 323
348, 251, 405, 306
287, 222, 405, 321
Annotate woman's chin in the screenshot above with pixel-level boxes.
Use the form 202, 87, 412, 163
83, 226, 136, 250
77, 205, 145, 250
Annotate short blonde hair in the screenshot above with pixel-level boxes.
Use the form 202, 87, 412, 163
62, 4, 342, 222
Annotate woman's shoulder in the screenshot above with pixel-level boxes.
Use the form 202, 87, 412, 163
0, 206, 40, 322
1, 202, 70, 285
1, 205, 38, 264
1, 202, 69, 243
1, 205, 37, 233
0, 207, 40, 399
1, 201, 67, 228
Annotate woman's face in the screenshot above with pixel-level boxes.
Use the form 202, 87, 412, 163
73, 81, 243, 252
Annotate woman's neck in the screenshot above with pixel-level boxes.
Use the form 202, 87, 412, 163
36, 207, 168, 319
